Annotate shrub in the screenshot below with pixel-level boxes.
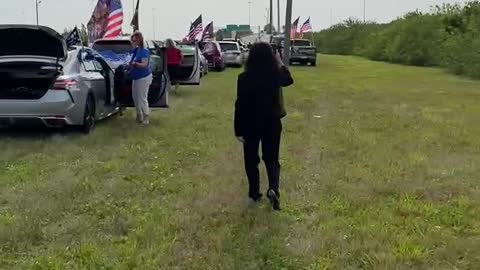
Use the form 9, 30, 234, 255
314, 1, 480, 79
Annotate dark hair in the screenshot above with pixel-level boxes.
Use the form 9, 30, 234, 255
245, 42, 279, 80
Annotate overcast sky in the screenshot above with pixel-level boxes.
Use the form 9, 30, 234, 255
0, 0, 469, 39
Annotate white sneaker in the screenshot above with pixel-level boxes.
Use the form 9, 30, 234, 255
141, 116, 150, 126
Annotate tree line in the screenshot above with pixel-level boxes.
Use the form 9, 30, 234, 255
314, 1, 480, 79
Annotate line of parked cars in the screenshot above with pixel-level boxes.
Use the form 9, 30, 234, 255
199, 40, 249, 71
0, 24, 252, 134
0, 25, 203, 134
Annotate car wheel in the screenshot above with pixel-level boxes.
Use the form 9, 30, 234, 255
80, 95, 95, 134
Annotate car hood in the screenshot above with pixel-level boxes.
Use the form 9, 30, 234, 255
0, 25, 67, 61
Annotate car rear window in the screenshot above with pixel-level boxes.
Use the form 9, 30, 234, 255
293, 40, 311, 46
219, 43, 239, 52
92, 40, 132, 54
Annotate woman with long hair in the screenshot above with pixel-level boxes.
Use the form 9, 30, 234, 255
234, 42, 294, 210
129, 31, 152, 125
165, 38, 183, 91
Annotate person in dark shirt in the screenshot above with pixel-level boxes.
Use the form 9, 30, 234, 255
234, 42, 294, 210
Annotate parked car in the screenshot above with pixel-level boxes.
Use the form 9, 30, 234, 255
290, 39, 317, 66
218, 41, 245, 67
201, 41, 226, 71
92, 38, 171, 109
0, 25, 118, 133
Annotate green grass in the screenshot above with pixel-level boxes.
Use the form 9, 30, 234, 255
1, 55, 479, 269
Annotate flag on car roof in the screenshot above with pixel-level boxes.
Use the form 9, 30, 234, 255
104, 0, 123, 38
299, 17, 312, 38
202, 21, 213, 41
187, 15, 203, 41
66, 26, 81, 48
290, 16, 300, 39
131, 0, 140, 31
87, 0, 123, 45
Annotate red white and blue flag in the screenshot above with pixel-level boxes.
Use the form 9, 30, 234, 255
202, 21, 214, 41
104, 0, 124, 38
186, 15, 203, 41
290, 17, 300, 39
300, 17, 312, 34
87, 0, 123, 45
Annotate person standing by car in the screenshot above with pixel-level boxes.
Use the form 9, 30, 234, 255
165, 38, 183, 91
129, 31, 152, 125
234, 42, 294, 210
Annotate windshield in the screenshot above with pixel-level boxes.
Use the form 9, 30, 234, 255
92, 41, 132, 54
293, 40, 311, 46
219, 43, 239, 52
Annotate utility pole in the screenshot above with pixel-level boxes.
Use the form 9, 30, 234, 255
269, 0, 273, 34
277, 0, 281, 34
363, 0, 366, 23
284, 0, 292, 66
330, 8, 333, 26
152, 8, 156, 39
35, 0, 41, 26
248, 1, 252, 26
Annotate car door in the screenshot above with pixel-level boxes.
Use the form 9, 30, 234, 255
80, 51, 107, 117
176, 43, 201, 85
147, 43, 169, 108
115, 43, 169, 108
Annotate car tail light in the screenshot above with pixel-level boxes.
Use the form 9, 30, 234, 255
54, 79, 77, 90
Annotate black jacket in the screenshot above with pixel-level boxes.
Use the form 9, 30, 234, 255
234, 66, 294, 137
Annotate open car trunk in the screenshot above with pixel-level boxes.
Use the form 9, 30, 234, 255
0, 62, 60, 100
0, 25, 66, 100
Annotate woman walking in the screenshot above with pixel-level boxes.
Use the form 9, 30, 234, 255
165, 38, 183, 91
130, 31, 152, 125
234, 42, 294, 210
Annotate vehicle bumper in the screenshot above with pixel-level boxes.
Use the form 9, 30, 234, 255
207, 59, 224, 69
290, 56, 316, 62
0, 90, 80, 128
224, 56, 243, 65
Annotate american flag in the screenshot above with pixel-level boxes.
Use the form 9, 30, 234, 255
300, 17, 312, 33
202, 21, 214, 41
104, 0, 123, 38
187, 15, 203, 41
290, 17, 300, 39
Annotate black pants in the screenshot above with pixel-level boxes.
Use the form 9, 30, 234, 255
243, 119, 282, 200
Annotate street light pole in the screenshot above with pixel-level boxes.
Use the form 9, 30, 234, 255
284, 0, 292, 66
269, 0, 273, 34
248, 1, 252, 26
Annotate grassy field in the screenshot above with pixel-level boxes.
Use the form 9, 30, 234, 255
1, 55, 479, 269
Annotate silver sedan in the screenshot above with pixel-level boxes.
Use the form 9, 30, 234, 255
0, 25, 118, 133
